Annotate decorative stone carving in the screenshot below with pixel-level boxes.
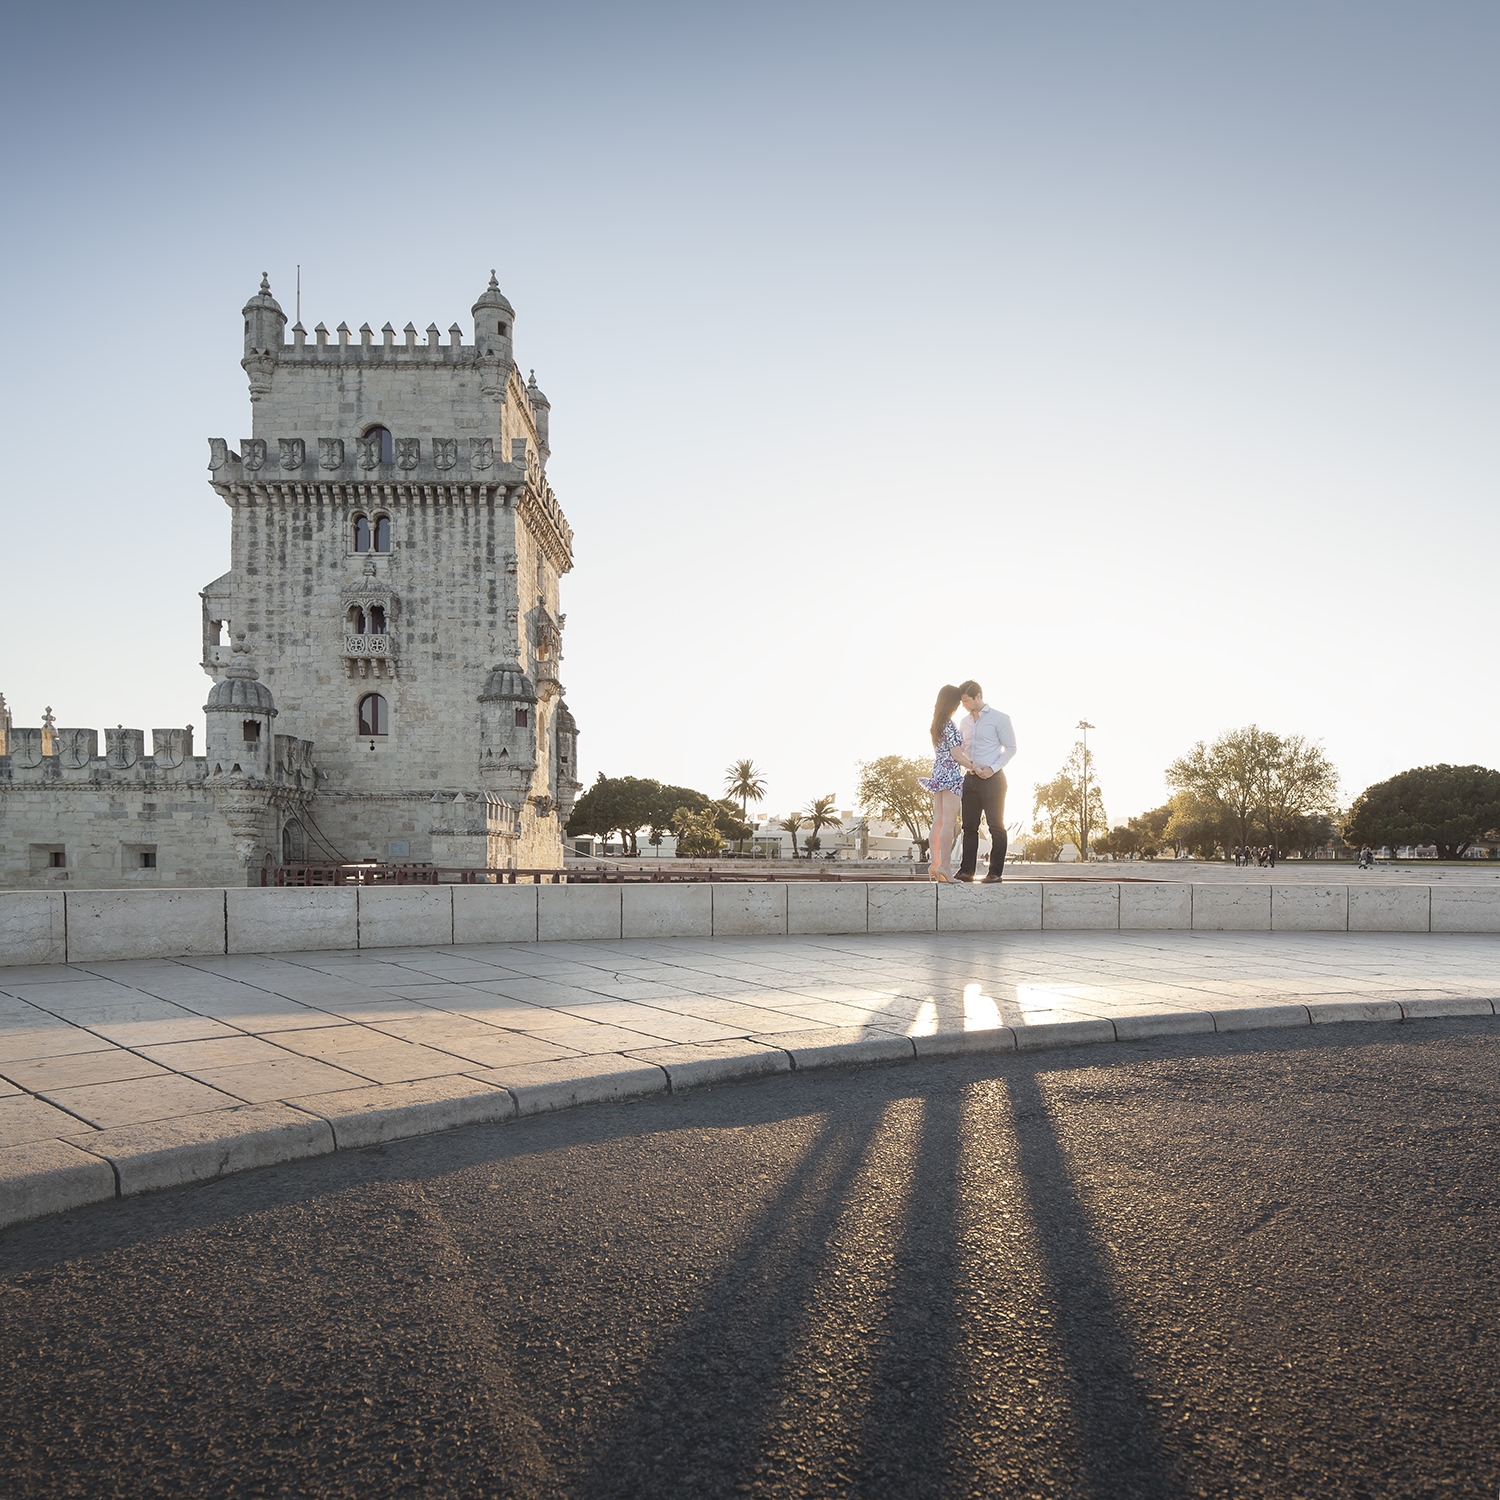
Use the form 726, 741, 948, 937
105, 727, 144, 769
434, 438, 457, 470
59, 728, 98, 769
9, 727, 43, 768
208, 438, 230, 471
343, 635, 392, 657
357, 436, 381, 469
242, 351, 276, 401
395, 437, 420, 470
242, 439, 267, 472
279, 438, 305, 470
470, 436, 494, 470
319, 437, 345, 470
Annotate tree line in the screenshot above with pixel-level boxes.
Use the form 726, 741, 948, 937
565, 737, 1500, 865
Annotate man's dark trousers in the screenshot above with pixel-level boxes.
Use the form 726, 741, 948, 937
958, 770, 1007, 878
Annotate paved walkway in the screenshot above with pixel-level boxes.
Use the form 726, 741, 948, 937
3, 930, 1499, 1226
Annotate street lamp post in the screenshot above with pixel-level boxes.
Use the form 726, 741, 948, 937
1077, 719, 1095, 860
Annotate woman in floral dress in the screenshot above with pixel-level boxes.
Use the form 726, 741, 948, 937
919, 684, 976, 881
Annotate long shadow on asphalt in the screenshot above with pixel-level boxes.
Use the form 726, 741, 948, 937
4, 1018, 1498, 1500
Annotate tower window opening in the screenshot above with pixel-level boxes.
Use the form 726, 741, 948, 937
363, 425, 395, 463
358, 693, 389, 736
353, 514, 371, 552
139, 851, 157, 869
368, 605, 386, 632
498, 322, 508, 336
373, 515, 391, 553
514, 708, 529, 727
50, 851, 66, 868
242, 720, 261, 742
347, 605, 366, 633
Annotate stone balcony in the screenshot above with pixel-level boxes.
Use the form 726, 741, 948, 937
343, 635, 397, 679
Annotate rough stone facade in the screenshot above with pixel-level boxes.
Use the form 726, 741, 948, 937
0, 275, 581, 889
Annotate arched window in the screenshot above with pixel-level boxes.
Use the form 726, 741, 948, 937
347, 605, 366, 633
368, 605, 386, 633
373, 515, 391, 553
353, 514, 371, 552
358, 693, 389, 736
363, 425, 395, 463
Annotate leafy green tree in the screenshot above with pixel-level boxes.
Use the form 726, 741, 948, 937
1166, 726, 1339, 852
565, 775, 749, 855
671, 806, 725, 859
856, 755, 933, 860
1032, 742, 1106, 857
565, 774, 660, 855
1166, 727, 1266, 851
1257, 734, 1341, 850
1344, 765, 1500, 860
776, 810, 805, 857
1164, 789, 1234, 858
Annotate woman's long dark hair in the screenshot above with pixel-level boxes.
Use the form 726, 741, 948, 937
930, 684, 964, 747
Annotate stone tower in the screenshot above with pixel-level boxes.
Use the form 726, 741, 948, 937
202, 272, 582, 868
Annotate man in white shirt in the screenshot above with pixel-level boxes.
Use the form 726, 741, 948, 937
954, 679, 1016, 883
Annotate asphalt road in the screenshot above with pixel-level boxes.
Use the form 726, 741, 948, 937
3, 1020, 1499, 1500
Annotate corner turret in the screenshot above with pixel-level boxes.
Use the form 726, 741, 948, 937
471, 270, 515, 363
204, 635, 278, 776
478, 657, 538, 801
242, 273, 286, 358
526, 370, 551, 458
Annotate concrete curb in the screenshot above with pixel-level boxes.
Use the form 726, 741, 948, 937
3, 998, 1497, 1231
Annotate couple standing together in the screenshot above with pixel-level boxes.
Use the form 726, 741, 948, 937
919, 679, 1016, 884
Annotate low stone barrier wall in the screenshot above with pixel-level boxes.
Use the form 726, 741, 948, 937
1, 881, 1498, 967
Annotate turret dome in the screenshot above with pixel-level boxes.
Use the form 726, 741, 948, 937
478, 659, 537, 704
204, 638, 278, 716
242, 271, 284, 321
472, 269, 515, 319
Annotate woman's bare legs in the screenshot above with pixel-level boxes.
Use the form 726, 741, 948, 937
930, 789, 961, 880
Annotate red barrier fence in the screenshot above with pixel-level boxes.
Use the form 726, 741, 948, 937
263, 863, 928, 887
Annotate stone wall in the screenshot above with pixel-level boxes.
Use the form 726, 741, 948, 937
0, 783, 252, 890
4, 882, 1499, 966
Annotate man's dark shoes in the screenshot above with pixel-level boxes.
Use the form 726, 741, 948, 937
980, 874, 1003, 884
952, 873, 977, 883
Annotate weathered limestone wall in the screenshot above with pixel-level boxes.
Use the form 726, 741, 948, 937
0, 782, 250, 889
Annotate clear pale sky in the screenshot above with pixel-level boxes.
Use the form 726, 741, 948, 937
1, 2, 1495, 829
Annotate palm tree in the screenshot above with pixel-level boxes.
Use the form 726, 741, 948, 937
805, 795, 844, 858
724, 759, 767, 851
776, 810, 804, 859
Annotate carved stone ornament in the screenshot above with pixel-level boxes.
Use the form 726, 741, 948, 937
433, 438, 457, 470
357, 436, 381, 469
242, 439, 267, 472
242, 351, 276, 401
395, 437, 420, 470
319, 437, 345, 470
279, 438, 305, 470
470, 436, 494, 470
208, 438, 230, 471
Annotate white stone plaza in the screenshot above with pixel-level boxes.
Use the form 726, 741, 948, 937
2, 919, 1497, 1228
